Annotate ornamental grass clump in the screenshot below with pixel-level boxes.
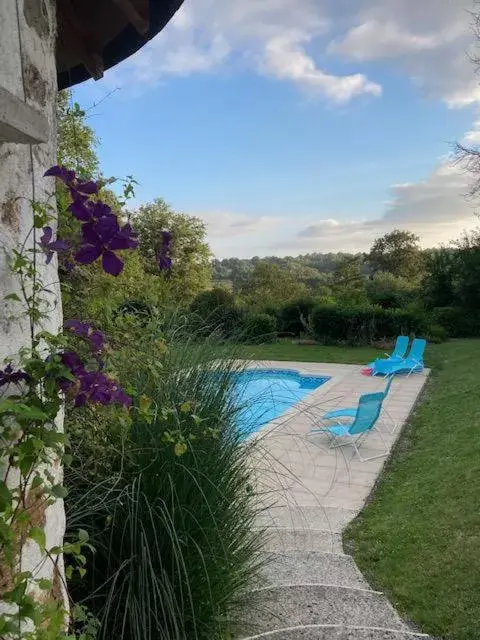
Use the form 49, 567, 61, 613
65, 315, 264, 640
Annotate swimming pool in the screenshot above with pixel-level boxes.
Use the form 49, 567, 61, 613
232, 368, 330, 437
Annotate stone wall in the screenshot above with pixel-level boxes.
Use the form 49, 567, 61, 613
0, 0, 66, 610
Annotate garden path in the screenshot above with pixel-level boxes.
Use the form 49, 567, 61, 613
237, 361, 430, 640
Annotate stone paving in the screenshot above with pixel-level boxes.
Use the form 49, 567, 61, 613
237, 360, 430, 640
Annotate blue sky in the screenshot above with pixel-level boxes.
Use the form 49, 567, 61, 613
74, 0, 479, 258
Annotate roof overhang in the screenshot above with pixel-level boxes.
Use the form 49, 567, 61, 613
56, 0, 184, 90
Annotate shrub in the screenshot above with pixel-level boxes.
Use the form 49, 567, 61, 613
366, 271, 418, 309
427, 324, 448, 344
433, 306, 480, 338
115, 298, 152, 322
241, 312, 277, 343
65, 320, 263, 640
189, 287, 242, 337
311, 304, 430, 345
278, 297, 317, 336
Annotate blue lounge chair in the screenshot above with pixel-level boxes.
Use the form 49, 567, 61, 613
386, 335, 409, 361
309, 391, 387, 462
322, 376, 396, 433
366, 335, 409, 370
372, 338, 426, 377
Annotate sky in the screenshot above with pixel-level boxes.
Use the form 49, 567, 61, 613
74, 0, 480, 258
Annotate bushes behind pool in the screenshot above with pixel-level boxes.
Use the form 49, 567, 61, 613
433, 306, 480, 338
277, 297, 317, 336
240, 312, 277, 343
311, 304, 431, 345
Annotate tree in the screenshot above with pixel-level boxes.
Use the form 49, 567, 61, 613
368, 229, 423, 279
240, 261, 307, 308
422, 249, 457, 309
366, 271, 417, 309
332, 255, 367, 305
132, 198, 212, 301
57, 89, 99, 178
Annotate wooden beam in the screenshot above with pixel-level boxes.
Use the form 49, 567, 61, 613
112, 0, 149, 36
57, 1, 104, 80
0, 86, 49, 144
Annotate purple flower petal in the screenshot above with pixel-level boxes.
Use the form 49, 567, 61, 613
65, 320, 89, 337
102, 250, 124, 276
50, 239, 70, 252
89, 330, 104, 352
112, 388, 132, 407
0, 364, 29, 387
162, 230, 173, 245
74, 394, 87, 408
44, 165, 75, 185
61, 351, 85, 374
95, 215, 119, 243
76, 180, 98, 195
158, 256, 173, 270
45, 252, 54, 265
69, 198, 92, 222
40, 227, 53, 245
91, 202, 112, 218
74, 244, 102, 265
81, 221, 99, 245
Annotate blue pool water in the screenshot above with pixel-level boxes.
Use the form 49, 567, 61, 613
232, 369, 330, 438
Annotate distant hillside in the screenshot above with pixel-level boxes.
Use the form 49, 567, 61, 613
212, 253, 366, 291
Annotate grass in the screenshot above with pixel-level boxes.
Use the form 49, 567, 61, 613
233, 339, 443, 367
245, 338, 480, 640
65, 320, 264, 640
341, 339, 480, 640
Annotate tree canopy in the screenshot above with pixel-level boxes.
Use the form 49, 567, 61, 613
368, 229, 424, 279
132, 198, 212, 301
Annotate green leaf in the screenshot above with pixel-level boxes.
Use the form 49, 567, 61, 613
29, 526, 46, 550
31, 475, 43, 490
65, 565, 73, 580
0, 400, 48, 420
50, 484, 68, 498
78, 528, 89, 543
0, 481, 12, 513
78, 567, 86, 578
38, 578, 52, 591
4, 580, 27, 604
4, 293, 21, 302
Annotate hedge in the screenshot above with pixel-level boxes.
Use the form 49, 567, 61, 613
278, 297, 317, 336
311, 304, 430, 345
240, 312, 277, 343
433, 306, 480, 338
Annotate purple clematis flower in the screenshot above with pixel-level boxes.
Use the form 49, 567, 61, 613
74, 215, 138, 276
64, 319, 105, 353
69, 195, 92, 222
0, 364, 30, 387
44, 165, 76, 185
60, 351, 85, 376
76, 180, 98, 195
157, 230, 173, 271
39, 227, 70, 264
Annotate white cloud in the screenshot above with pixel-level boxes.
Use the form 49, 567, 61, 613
329, 19, 460, 60
262, 34, 381, 102
105, 0, 480, 108
200, 156, 477, 258
329, 0, 478, 107
109, 0, 382, 103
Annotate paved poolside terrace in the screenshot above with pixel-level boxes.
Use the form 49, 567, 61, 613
238, 360, 430, 640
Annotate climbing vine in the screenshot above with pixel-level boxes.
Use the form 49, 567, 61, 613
0, 165, 161, 638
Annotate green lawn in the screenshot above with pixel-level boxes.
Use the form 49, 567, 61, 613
234, 340, 443, 368
246, 339, 480, 640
